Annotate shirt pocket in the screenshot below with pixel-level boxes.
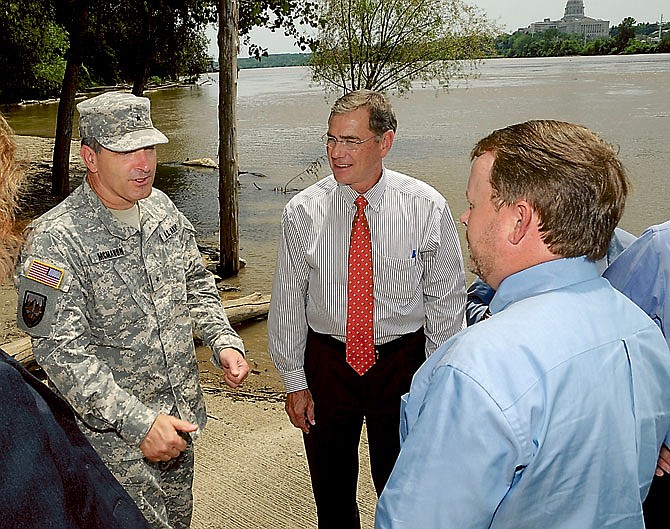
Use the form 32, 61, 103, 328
151, 254, 188, 304
85, 259, 147, 330
374, 254, 420, 302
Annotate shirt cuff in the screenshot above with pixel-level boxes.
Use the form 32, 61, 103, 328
208, 335, 246, 369
280, 369, 308, 394
119, 402, 160, 447
209, 345, 245, 370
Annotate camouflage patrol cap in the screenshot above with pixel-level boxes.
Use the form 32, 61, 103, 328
77, 91, 168, 152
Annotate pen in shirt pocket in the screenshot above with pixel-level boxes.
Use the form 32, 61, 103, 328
411, 249, 416, 259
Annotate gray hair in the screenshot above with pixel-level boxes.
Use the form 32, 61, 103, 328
329, 90, 397, 135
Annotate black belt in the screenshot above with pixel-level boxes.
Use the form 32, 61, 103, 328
308, 327, 424, 360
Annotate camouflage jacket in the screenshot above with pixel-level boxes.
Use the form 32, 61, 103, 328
16, 180, 244, 449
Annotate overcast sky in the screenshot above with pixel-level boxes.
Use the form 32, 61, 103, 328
476, 0, 666, 32
217, 0, 668, 57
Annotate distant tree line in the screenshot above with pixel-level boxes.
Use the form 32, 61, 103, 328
238, 53, 310, 69
240, 16, 670, 74
5, 4, 666, 106
495, 18, 670, 58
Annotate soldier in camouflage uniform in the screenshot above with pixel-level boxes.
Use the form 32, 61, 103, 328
15, 91, 249, 529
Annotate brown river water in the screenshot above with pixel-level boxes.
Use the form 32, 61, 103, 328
5, 54, 670, 356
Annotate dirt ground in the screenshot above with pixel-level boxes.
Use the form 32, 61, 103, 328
5, 136, 378, 529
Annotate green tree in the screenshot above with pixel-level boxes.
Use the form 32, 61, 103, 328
623, 39, 654, 54
0, 0, 68, 103
81, 0, 216, 95
613, 17, 636, 52
582, 37, 613, 56
502, 33, 532, 57
309, 0, 497, 94
657, 31, 670, 53
556, 36, 582, 56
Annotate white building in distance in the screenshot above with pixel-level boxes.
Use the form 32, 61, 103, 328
522, 0, 609, 39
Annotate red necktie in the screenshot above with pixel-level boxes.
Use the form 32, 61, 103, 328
346, 195, 375, 375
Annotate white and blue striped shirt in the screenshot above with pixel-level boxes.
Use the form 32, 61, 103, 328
268, 168, 466, 392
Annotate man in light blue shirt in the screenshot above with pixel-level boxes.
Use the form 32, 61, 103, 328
376, 120, 670, 528
604, 220, 670, 529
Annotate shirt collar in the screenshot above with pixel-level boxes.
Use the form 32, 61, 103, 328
82, 178, 142, 239
490, 257, 600, 315
338, 166, 387, 211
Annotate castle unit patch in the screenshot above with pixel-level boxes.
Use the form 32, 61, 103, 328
22, 290, 47, 328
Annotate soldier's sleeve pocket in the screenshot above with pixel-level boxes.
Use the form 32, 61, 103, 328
16, 259, 72, 338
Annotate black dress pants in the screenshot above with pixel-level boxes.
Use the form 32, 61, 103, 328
643, 472, 670, 528
303, 328, 425, 529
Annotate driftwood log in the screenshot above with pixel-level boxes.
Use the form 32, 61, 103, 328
183, 157, 218, 168
2, 336, 36, 372
2, 292, 270, 373
222, 291, 270, 325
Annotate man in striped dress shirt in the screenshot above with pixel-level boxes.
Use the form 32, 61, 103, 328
268, 89, 466, 528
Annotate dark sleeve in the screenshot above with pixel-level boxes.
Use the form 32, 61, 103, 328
0, 350, 151, 529
466, 277, 496, 326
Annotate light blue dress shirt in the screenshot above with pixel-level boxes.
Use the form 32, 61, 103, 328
376, 257, 670, 529
604, 221, 670, 346
466, 227, 637, 326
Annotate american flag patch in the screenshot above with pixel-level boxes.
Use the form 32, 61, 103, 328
26, 259, 65, 289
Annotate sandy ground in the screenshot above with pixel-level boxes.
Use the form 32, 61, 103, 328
5, 136, 379, 528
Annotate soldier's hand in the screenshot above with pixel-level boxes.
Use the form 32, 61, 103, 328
285, 389, 315, 434
218, 347, 249, 388
140, 413, 198, 462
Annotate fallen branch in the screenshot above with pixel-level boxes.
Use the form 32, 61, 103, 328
201, 384, 285, 403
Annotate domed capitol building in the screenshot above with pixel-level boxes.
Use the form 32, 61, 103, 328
521, 0, 610, 39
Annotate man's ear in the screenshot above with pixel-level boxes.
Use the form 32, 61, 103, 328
379, 130, 395, 157
80, 144, 98, 173
509, 200, 534, 245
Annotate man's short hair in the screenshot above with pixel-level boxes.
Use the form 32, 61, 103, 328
81, 137, 103, 153
329, 89, 398, 136
472, 119, 629, 261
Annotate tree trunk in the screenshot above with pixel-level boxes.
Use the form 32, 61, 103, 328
132, 2, 154, 96
132, 62, 150, 96
52, 64, 77, 197
217, 0, 240, 278
52, 4, 89, 197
